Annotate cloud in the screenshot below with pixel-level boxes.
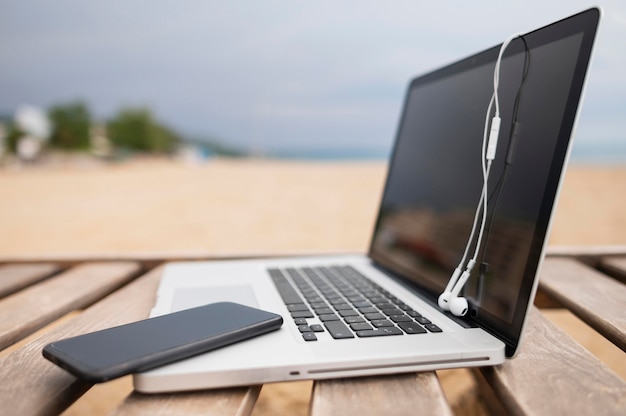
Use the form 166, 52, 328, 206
0, 1, 624, 154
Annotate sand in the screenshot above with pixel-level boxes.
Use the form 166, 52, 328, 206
0, 157, 386, 259
549, 165, 626, 247
1, 157, 624, 260
1, 156, 624, 414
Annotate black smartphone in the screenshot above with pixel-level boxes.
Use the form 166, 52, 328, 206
42, 302, 283, 382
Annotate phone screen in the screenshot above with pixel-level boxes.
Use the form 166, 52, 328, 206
43, 302, 283, 382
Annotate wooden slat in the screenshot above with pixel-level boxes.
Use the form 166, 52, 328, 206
0, 263, 60, 298
0, 249, 339, 265
111, 387, 260, 416
600, 256, 626, 284
532, 289, 563, 309
0, 265, 261, 416
539, 258, 626, 351
478, 308, 626, 416
0, 262, 139, 351
0, 265, 161, 415
310, 372, 453, 416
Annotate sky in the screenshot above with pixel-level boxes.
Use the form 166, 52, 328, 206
1, 1, 625, 160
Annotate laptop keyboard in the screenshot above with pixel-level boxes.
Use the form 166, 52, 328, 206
268, 265, 442, 342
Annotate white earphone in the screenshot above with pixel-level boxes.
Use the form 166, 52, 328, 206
439, 33, 521, 317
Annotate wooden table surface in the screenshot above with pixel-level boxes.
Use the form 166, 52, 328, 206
0, 251, 624, 416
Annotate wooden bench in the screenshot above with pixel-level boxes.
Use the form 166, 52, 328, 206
0, 250, 624, 415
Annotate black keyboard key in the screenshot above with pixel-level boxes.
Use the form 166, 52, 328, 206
407, 310, 422, 318
310, 324, 325, 332
294, 318, 308, 325
270, 270, 305, 305
298, 325, 313, 333
364, 312, 386, 321
389, 314, 412, 323
398, 322, 427, 334
350, 322, 373, 331
324, 321, 355, 339
415, 316, 432, 325
380, 307, 402, 316
333, 302, 353, 310
371, 319, 394, 327
301, 291, 318, 299
314, 308, 335, 315
319, 314, 340, 322
344, 316, 365, 324
288, 304, 310, 312
339, 309, 359, 317
355, 327, 403, 337
358, 306, 378, 314
425, 324, 443, 333
302, 332, 318, 341
310, 302, 329, 309
361, 290, 378, 298
291, 310, 314, 319
353, 301, 372, 308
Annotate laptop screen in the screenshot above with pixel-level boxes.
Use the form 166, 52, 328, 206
369, 8, 599, 356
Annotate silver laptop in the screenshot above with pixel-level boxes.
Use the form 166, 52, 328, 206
134, 8, 599, 393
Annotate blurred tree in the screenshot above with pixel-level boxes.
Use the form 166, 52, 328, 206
2, 123, 22, 153
107, 108, 179, 153
48, 102, 91, 150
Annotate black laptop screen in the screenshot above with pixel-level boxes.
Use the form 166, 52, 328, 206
369, 9, 599, 356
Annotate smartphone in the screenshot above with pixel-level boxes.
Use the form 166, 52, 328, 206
42, 302, 283, 382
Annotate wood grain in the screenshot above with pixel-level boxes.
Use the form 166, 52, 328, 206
479, 308, 626, 416
532, 289, 562, 309
600, 256, 626, 283
0, 263, 60, 298
0, 265, 261, 416
0, 265, 162, 415
111, 387, 261, 416
310, 372, 453, 416
0, 262, 139, 351
539, 258, 626, 351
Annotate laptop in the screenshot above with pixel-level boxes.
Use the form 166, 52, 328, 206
134, 8, 599, 393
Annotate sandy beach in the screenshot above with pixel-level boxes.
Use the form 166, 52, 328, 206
0, 157, 387, 259
1, 156, 624, 414
1, 157, 624, 260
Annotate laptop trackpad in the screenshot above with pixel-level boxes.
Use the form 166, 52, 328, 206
170, 285, 259, 312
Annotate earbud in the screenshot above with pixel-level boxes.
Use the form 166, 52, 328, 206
438, 267, 462, 310
439, 290, 469, 316
449, 297, 469, 317
438, 292, 451, 310
444, 267, 473, 316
